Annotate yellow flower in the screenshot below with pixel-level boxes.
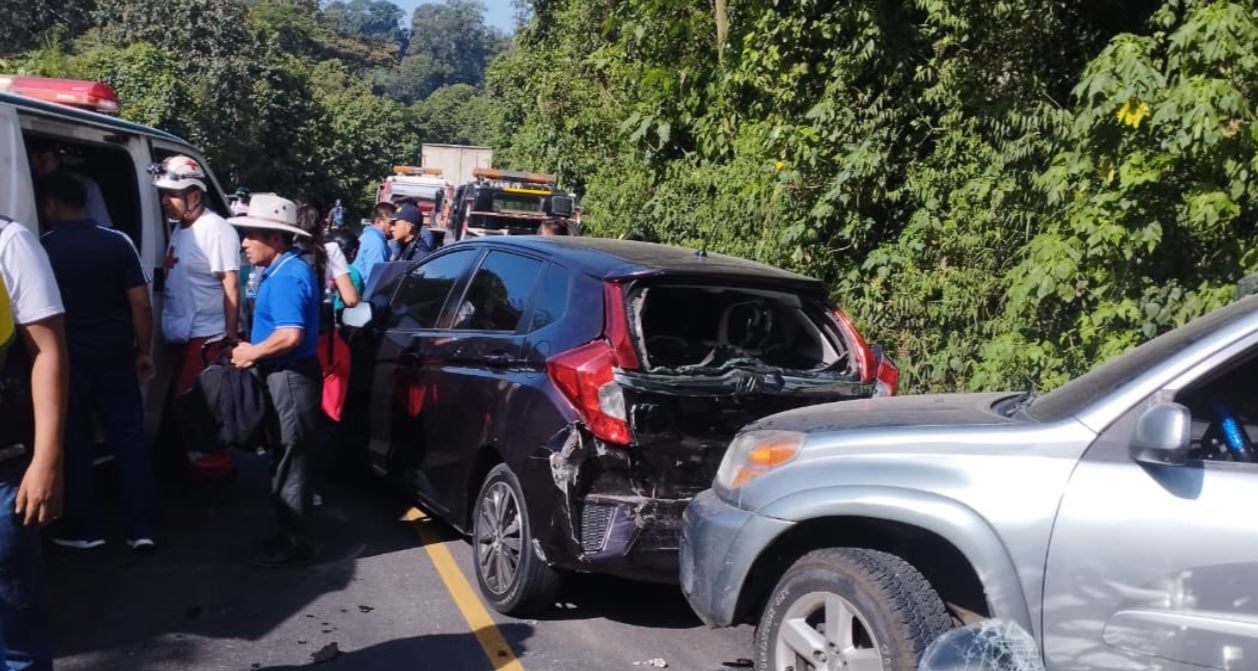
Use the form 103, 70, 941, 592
774, 160, 785, 170
1116, 99, 1150, 128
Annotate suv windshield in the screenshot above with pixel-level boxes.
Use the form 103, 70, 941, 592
1028, 296, 1258, 421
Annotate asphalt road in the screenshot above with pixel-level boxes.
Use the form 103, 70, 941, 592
45, 453, 756, 671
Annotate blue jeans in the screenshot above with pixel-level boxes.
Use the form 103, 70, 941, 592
0, 465, 52, 671
63, 363, 156, 541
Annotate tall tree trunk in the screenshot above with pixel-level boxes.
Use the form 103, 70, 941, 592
714, 0, 728, 62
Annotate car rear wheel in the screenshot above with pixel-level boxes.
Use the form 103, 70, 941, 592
472, 464, 561, 614
755, 548, 952, 671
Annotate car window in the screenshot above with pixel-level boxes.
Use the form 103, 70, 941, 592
528, 263, 570, 332
451, 251, 544, 332
390, 249, 476, 330
1174, 345, 1258, 463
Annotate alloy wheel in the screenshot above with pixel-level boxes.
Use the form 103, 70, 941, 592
475, 481, 523, 596
773, 591, 884, 671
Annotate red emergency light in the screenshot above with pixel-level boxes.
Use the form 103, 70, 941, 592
0, 75, 121, 115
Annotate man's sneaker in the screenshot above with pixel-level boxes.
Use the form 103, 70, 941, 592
127, 538, 156, 553
50, 537, 106, 550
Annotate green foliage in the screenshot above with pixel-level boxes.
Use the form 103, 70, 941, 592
412, 84, 497, 145
324, 0, 408, 48
492, 0, 1258, 393
981, 0, 1258, 388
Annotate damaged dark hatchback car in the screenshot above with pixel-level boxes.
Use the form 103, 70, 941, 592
341, 237, 897, 613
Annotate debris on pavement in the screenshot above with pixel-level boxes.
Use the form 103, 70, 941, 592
311, 642, 341, 663
634, 659, 668, 668
357, 605, 374, 613
724, 660, 753, 669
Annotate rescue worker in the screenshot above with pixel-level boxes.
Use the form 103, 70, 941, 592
0, 212, 68, 671
153, 155, 241, 479
37, 172, 158, 553
351, 203, 397, 283
27, 137, 113, 229
227, 194, 322, 567
389, 204, 436, 262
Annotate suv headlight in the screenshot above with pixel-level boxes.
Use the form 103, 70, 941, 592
715, 430, 806, 491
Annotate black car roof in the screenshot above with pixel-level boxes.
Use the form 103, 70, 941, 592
455, 236, 824, 287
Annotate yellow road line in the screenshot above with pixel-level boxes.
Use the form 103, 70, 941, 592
407, 507, 527, 671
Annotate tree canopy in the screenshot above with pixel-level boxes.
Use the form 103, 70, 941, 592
488, 0, 1258, 392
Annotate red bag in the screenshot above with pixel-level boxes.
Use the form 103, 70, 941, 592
318, 328, 352, 422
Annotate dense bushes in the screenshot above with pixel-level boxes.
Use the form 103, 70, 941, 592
490, 0, 1258, 392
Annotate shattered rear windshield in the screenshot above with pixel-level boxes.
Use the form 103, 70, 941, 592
628, 284, 849, 375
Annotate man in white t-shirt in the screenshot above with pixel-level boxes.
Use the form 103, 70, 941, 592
0, 215, 68, 670
153, 155, 241, 478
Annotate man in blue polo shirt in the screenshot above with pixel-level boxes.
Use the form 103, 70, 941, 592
227, 194, 322, 568
37, 172, 158, 553
351, 202, 398, 284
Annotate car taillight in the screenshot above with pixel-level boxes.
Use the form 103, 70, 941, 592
547, 341, 630, 444
603, 282, 639, 370
546, 282, 639, 445
872, 345, 899, 397
833, 309, 874, 383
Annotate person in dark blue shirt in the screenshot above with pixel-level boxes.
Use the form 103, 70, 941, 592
389, 203, 437, 262
36, 171, 158, 553
227, 194, 322, 568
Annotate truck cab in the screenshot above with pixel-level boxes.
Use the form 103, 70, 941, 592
375, 165, 454, 229
448, 168, 578, 240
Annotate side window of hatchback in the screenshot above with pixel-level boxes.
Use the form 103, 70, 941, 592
450, 251, 545, 332
390, 250, 477, 330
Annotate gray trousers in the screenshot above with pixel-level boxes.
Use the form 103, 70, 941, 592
262, 358, 322, 544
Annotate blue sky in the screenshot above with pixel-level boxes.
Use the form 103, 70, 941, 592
391, 0, 516, 33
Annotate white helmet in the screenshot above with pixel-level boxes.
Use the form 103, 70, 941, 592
151, 155, 207, 192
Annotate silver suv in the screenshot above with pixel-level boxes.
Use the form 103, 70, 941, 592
681, 296, 1258, 671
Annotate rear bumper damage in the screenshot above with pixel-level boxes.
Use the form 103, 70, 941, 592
532, 424, 702, 584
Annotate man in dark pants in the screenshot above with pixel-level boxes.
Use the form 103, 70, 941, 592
37, 172, 158, 552
227, 194, 322, 567
0, 211, 68, 671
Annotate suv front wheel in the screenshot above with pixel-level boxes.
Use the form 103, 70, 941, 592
756, 548, 952, 671
472, 464, 562, 614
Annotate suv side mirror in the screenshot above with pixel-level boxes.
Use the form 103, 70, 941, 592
1130, 402, 1191, 466
341, 302, 375, 329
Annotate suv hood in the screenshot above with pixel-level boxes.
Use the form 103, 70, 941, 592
749, 392, 1025, 434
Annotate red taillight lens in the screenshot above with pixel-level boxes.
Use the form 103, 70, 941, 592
545, 282, 640, 445
604, 282, 639, 370
546, 341, 630, 444
833, 309, 874, 383
872, 346, 899, 396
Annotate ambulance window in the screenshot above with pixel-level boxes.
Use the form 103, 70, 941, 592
23, 133, 142, 247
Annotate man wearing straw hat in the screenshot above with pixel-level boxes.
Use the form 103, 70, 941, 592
227, 194, 322, 568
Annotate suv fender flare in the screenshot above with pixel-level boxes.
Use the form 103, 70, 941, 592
757, 485, 1033, 634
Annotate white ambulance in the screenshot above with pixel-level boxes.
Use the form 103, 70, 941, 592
0, 76, 232, 441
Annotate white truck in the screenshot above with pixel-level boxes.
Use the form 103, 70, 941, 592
420, 143, 493, 187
